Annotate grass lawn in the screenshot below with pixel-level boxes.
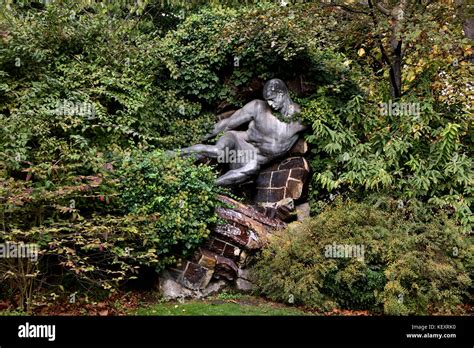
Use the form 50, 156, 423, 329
131, 295, 309, 316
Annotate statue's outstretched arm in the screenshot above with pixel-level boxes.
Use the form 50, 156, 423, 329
204, 101, 257, 140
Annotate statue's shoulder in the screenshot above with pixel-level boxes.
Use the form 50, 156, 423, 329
243, 99, 267, 113
244, 99, 266, 108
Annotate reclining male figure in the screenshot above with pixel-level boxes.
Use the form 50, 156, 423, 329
179, 78, 307, 186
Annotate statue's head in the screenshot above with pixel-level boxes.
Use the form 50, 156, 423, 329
263, 79, 289, 111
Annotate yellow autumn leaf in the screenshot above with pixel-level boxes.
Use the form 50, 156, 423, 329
357, 48, 365, 57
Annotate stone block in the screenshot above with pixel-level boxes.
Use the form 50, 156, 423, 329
270, 170, 290, 188
237, 268, 252, 280
223, 243, 241, 261
290, 168, 309, 181
197, 249, 217, 269
255, 157, 310, 205
209, 238, 226, 255
278, 157, 306, 170
159, 271, 195, 300
266, 188, 286, 202
236, 278, 254, 292
217, 195, 286, 229
214, 223, 250, 248
181, 262, 214, 290
255, 171, 271, 188
200, 280, 227, 297
285, 179, 304, 200
216, 206, 274, 243
214, 255, 239, 281
289, 138, 308, 155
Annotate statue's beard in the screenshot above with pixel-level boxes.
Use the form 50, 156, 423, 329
268, 102, 284, 112
267, 96, 292, 116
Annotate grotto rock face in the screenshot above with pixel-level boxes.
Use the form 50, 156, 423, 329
158, 195, 286, 299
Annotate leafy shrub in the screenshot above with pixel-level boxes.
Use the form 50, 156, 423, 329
252, 199, 472, 315
116, 150, 220, 256
299, 2, 472, 229
0, 151, 220, 304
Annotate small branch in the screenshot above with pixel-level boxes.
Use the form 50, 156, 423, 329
374, 1, 391, 16
368, 0, 392, 66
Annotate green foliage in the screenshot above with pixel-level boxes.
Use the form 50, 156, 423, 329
300, 1, 472, 229
116, 150, 220, 255
302, 89, 472, 228
0, 151, 220, 300
253, 199, 472, 315
0, 0, 222, 304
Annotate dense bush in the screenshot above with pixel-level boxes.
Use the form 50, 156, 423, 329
116, 150, 220, 253
253, 199, 472, 315
0, 150, 220, 306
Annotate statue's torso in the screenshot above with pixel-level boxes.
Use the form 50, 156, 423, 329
246, 100, 302, 159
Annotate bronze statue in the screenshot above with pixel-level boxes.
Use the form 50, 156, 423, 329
178, 79, 307, 186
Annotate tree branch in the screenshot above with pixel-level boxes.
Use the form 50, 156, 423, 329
374, 1, 391, 16
367, 0, 391, 66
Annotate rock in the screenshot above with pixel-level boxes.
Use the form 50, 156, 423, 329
216, 207, 273, 246
197, 249, 217, 269
159, 270, 229, 299
200, 280, 227, 297
159, 271, 195, 300
236, 278, 254, 292
215, 223, 254, 249
258, 197, 295, 221
255, 156, 310, 204
276, 197, 295, 210
286, 179, 304, 199
159, 195, 287, 298
214, 255, 239, 281
274, 197, 295, 221
181, 262, 214, 290
296, 203, 311, 221
217, 195, 287, 229
238, 250, 249, 265
237, 268, 252, 281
